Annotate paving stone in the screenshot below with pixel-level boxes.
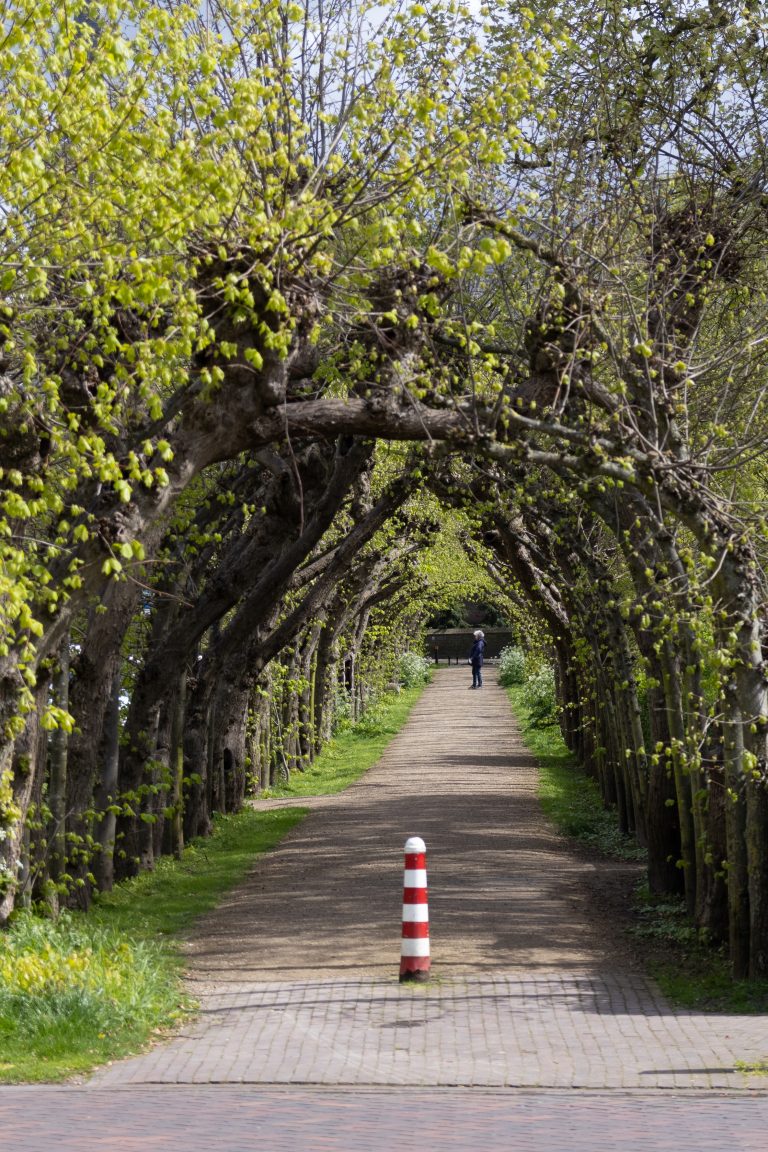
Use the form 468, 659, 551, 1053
2, 1087, 768, 1151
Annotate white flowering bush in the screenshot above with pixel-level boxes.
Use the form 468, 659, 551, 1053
522, 664, 558, 726
498, 645, 526, 686
397, 651, 431, 687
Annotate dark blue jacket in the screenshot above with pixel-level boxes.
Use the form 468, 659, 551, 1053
470, 638, 486, 666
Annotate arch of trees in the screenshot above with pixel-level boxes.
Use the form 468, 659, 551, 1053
3, 1, 768, 979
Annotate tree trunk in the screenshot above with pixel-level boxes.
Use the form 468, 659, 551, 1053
659, 643, 696, 915
183, 676, 215, 842
645, 684, 684, 896
0, 678, 48, 924
140, 703, 172, 873
701, 750, 729, 943
713, 555, 768, 976
218, 684, 249, 813
162, 670, 187, 859
114, 693, 161, 882
93, 668, 122, 891
48, 637, 70, 888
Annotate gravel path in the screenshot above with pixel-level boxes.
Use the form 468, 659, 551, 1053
92, 667, 768, 1090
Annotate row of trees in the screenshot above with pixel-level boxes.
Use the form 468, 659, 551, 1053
3, 1, 768, 978
2, 0, 531, 918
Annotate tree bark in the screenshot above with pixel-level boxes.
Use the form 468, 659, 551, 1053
48, 638, 70, 888
0, 678, 48, 924
93, 668, 122, 891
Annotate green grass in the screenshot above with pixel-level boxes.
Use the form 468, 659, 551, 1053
652, 950, 768, 1013
0, 806, 306, 1082
506, 684, 645, 861
0, 683, 427, 1082
631, 886, 768, 1012
261, 683, 427, 799
507, 685, 768, 1012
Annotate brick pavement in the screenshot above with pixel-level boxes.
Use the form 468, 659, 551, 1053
2, 1087, 768, 1151
92, 972, 767, 1090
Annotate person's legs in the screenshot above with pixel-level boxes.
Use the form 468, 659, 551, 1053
471, 665, 479, 688
477, 666, 483, 687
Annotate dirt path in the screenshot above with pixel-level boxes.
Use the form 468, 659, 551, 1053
92, 667, 767, 1090
187, 666, 617, 981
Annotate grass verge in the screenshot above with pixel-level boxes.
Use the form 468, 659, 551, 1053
650, 947, 768, 1013
0, 806, 306, 1083
506, 684, 644, 861
632, 887, 768, 1012
261, 682, 427, 799
507, 684, 768, 1012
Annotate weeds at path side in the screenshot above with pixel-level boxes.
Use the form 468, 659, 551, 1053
0, 807, 306, 1083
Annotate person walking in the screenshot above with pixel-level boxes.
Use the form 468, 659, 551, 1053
469, 629, 486, 688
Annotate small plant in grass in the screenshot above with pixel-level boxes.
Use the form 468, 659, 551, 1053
354, 695, 391, 736
331, 683, 353, 734
498, 645, 526, 686
631, 882, 768, 1012
735, 1059, 768, 1075
655, 957, 768, 1013
630, 889, 697, 944
0, 911, 181, 1079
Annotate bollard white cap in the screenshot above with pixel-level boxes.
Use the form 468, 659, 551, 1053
404, 836, 426, 853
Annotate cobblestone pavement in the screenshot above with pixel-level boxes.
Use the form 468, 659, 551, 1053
2, 1087, 768, 1151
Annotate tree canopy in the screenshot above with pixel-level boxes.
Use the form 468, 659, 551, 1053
3, 0, 768, 979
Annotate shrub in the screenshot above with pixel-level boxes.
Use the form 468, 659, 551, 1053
522, 664, 558, 726
498, 645, 526, 686
331, 684, 352, 735
397, 650, 431, 687
353, 696, 391, 737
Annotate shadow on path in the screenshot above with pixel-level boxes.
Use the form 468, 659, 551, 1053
90, 669, 768, 1090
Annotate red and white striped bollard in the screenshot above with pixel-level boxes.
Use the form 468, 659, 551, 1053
399, 835, 430, 982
